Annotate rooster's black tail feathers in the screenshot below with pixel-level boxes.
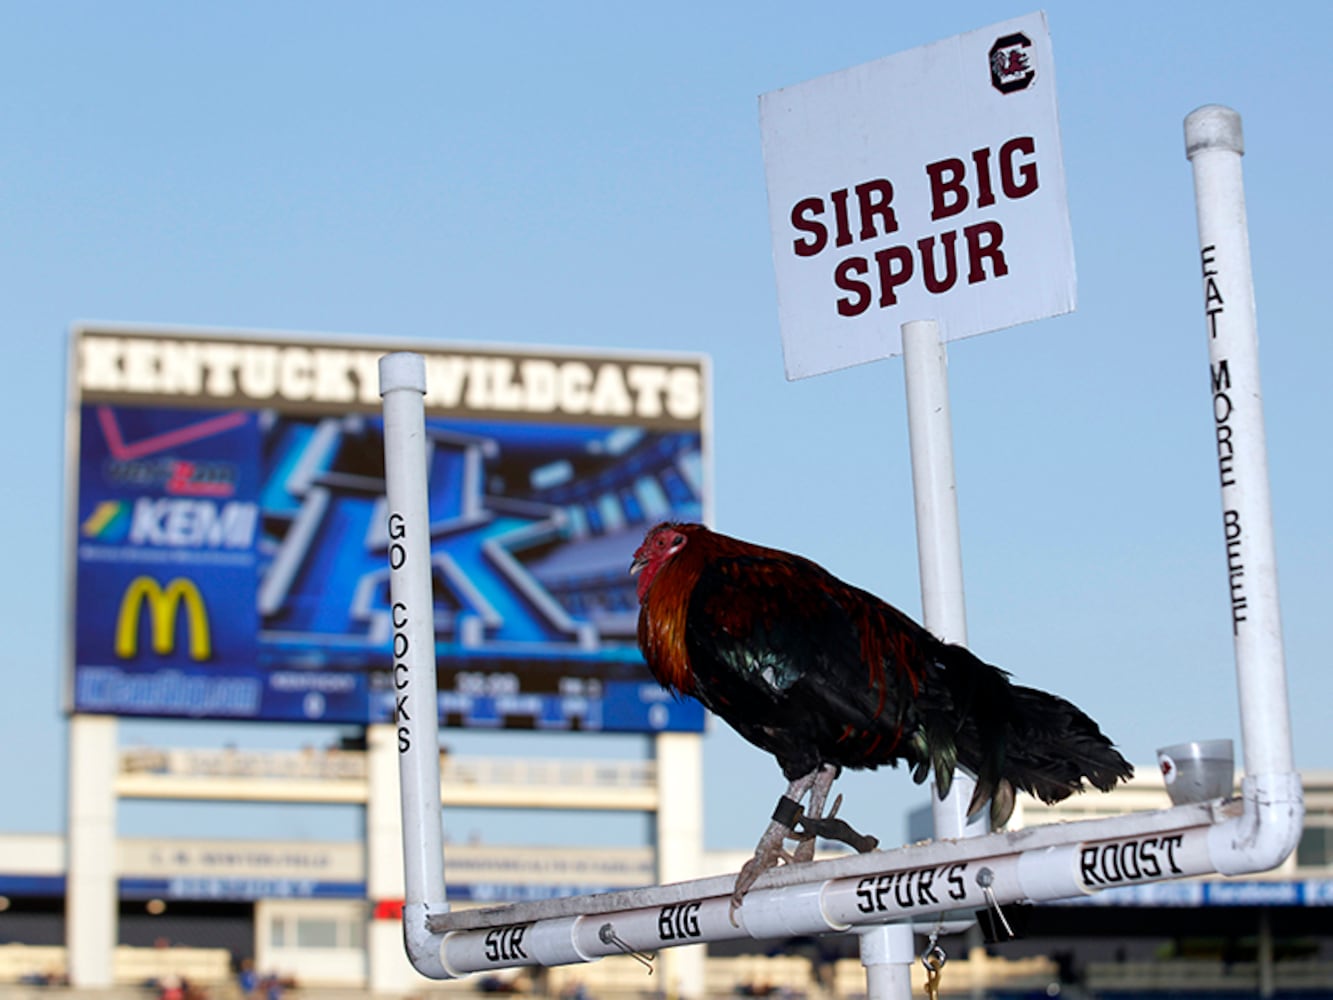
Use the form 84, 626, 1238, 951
917, 642, 1133, 828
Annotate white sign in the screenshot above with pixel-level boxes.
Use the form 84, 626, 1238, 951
760, 11, 1075, 379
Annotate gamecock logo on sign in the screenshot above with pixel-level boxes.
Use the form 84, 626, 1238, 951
989, 32, 1036, 94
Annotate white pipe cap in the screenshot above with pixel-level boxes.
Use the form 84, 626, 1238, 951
1185, 104, 1244, 159
379, 351, 427, 395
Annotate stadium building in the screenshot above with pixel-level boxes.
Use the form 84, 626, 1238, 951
2, 730, 1332, 998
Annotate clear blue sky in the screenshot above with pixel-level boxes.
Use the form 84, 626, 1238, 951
2, 3, 1330, 852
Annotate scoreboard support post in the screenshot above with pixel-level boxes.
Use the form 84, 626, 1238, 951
65, 714, 119, 988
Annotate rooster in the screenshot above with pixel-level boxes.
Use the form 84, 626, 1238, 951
631, 522, 1132, 914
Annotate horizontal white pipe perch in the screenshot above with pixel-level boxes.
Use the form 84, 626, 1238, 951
415, 778, 1298, 976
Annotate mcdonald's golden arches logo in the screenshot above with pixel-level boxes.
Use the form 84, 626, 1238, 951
115, 576, 212, 661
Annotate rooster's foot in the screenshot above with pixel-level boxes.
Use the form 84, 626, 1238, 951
730, 765, 855, 924
729, 819, 797, 925
790, 764, 838, 863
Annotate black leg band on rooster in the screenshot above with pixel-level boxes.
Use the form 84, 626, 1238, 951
770, 795, 803, 828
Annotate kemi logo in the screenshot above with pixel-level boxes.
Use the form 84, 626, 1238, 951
82, 500, 132, 542
83, 498, 257, 549
115, 576, 212, 661
128, 498, 257, 549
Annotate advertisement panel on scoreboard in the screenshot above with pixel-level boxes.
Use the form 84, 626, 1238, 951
66, 325, 709, 732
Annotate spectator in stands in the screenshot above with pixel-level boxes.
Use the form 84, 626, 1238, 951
237, 957, 258, 997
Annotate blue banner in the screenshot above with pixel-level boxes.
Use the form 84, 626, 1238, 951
72, 397, 705, 732
1055, 879, 1333, 907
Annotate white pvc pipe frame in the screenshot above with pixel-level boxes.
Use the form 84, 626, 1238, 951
376, 104, 1303, 983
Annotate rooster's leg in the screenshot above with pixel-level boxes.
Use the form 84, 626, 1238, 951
790, 763, 839, 863
729, 770, 821, 923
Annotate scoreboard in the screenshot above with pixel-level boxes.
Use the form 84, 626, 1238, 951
66, 325, 709, 733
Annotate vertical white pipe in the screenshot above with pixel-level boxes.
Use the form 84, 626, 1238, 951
901, 320, 968, 644
379, 351, 452, 978
859, 923, 916, 1000
901, 320, 986, 839
864, 320, 982, 1000
1183, 106, 1294, 779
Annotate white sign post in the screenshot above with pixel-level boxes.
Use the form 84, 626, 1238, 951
760, 13, 1075, 993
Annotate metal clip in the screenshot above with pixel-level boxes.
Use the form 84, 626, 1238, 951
598, 922, 655, 973
975, 866, 1014, 940
920, 940, 946, 1000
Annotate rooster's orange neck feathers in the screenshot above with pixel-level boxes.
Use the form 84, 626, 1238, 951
636, 528, 708, 695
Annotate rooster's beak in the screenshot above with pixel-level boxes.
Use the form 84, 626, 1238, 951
629, 556, 646, 576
